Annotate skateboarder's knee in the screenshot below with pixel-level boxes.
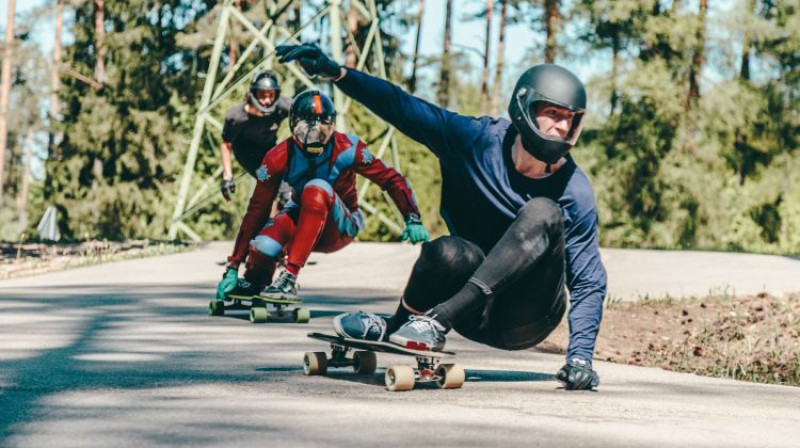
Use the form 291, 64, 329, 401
420, 236, 484, 274
251, 235, 283, 258
514, 198, 563, 242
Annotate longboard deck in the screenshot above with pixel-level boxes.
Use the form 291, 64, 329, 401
308, 332, 455, 358
227, 293, 302, 305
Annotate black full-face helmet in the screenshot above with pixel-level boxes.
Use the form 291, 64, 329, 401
290, 90, 336, 156
508, 64, 587, 164
247, 70, 281, 114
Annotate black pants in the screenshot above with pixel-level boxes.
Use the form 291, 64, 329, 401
396, 198, 567, 350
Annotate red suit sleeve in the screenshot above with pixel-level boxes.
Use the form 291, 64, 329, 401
227, 143, 289, 267
351, 140, 422, 221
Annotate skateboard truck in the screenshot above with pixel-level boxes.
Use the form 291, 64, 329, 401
304, 333, 465, 391
208, 295, 310, 324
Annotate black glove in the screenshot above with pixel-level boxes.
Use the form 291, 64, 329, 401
221, 178, 236, 201
276, 44, 341, 80
556, 358, 599, 391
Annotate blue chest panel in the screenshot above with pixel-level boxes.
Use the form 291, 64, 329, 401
285, 136, 358, 195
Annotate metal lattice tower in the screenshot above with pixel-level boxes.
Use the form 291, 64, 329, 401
168, 0, 405, 241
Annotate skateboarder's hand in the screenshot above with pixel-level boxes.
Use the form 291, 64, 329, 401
401, 219, 430, 244
556, 358, 599, 391
221, 178, 236, 201
216, 267, 239, 301
276, 44, 342, 80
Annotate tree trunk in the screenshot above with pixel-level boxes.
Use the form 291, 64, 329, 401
610, 30, 620, 115
291, 1, 301, 30
94, 0, 107, 86
490, 0, 507, 116
438, 0, 453, 107
17, 128, 33, 233
228, 0, 240, 69
687, 0, 708, 111
345, 3, 361, 68
0, 0, 16, 204
49, 0, 64, 159
479, 0, 493, 114
409, 0, 425, 94
740, 0, 754, 80
544, 0, 559, 63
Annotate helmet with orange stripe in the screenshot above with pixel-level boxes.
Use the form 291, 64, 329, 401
289, 89, 337, 156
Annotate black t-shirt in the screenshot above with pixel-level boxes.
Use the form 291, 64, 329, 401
221, 96, 291, 175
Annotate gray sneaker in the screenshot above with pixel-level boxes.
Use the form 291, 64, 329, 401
333, 311, 387, 341
261, 270, 298, 300
388, 315, 447, 351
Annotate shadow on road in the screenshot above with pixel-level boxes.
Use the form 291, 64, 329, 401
0, 281, 402, 441
305, 368, 554, 389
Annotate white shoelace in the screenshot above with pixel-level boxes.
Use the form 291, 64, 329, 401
362, 314, 386, 340
407, 315, 442, 333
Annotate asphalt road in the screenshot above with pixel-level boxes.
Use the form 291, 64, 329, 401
1, 242, 799, 447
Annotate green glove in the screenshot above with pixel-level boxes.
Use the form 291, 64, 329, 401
216, 267, 239, 301
401, 218, 430, 244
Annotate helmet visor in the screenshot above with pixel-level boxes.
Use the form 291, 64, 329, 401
517, 89, 585, 146
252, 88, 277, 108
292, 119, 335, 154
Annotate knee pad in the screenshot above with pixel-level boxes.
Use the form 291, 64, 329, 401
419, 236, 484, 275
517, 198, 563, 236
300, 180, 334, 212
251, 235, 283, 258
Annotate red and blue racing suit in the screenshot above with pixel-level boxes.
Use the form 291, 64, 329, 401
227, 131, 422, 285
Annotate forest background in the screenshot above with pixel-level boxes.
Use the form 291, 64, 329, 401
0, 0, 798, 255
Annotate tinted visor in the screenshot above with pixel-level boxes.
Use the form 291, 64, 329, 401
518, 89, 585, 145
292, 119, 335, 154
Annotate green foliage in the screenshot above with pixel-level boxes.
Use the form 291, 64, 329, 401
46, 0, 216, 240
19, 0, 798, 256
573, 0, 800, 254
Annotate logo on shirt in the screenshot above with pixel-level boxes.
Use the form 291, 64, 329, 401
361, 148, 374, 165
256, 164, 270, 181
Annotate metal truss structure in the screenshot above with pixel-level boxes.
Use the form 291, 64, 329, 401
168, 0, 404, 241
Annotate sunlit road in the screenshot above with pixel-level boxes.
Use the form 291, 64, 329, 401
1, 242, 799, 447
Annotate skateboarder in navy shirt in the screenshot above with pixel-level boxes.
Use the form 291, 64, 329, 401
276, 44, 606, 391
215, 89, 430, 303
220, 70, 292, 209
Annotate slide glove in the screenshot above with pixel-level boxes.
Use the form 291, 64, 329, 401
275, 44, 342, 80
401, 217, 430, 245
221, 178, 236, 201
556, 358, 600, 391
216, 267, 239, 301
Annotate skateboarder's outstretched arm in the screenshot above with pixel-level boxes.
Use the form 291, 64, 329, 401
276, 44, 484, 160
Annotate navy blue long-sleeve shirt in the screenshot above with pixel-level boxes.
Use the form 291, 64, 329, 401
336, 69, 607, 364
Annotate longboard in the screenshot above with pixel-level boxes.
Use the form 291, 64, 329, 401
208, 294, 310, 324
304, 332, 464, 391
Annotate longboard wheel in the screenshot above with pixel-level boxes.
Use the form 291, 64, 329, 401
209, 300, 225, 316
353, 351, 377, 374
385, 365, 415, 391
303, 351, 328, 375
250, 307, 268, 323
435, 363, 465, 389
293, 307, 311, 324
